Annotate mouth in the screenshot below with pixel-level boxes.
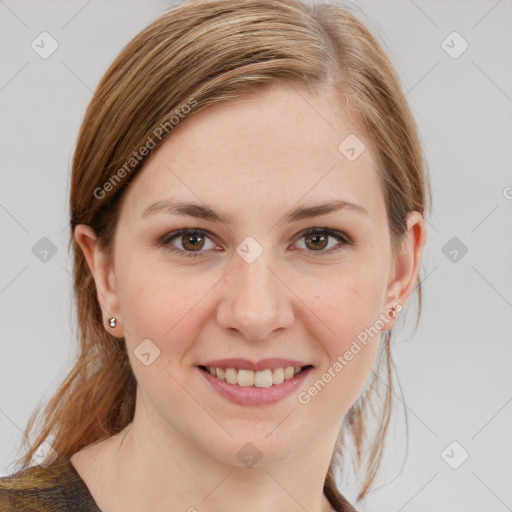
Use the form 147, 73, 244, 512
198, 364, 313, 388
197, 361, 314, 406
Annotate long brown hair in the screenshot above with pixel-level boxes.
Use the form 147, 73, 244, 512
9, 0, 431, 504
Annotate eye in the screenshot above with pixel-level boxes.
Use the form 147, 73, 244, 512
159, 229, 219, 257
293, 227, 352, 256
159, 227, 352, 258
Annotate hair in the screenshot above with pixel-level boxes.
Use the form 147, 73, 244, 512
8, 0, 431, 506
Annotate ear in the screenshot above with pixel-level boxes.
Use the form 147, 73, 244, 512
381, 211, 427, 332
74, 224, 123, 337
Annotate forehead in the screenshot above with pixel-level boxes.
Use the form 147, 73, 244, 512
120, 84, 385, 223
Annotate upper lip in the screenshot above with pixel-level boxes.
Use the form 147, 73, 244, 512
199, 358, 312, 371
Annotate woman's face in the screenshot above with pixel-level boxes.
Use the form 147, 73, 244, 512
78, 83, 424, 466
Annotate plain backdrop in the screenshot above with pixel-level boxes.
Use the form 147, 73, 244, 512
1, 1, 511, 511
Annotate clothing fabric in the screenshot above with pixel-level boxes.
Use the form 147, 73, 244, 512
0, 457, 101, 512
0, 456, 357, 511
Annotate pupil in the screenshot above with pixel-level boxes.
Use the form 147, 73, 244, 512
185, 233, 203, 250
308, 233, 326, 250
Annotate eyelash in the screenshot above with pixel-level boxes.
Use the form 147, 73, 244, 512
158, 227, 353, 258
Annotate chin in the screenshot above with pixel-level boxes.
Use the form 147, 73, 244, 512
197, 426, 307, 468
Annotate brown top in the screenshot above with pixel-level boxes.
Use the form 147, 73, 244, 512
0, 456, 357, 511
0, 456, 101, 511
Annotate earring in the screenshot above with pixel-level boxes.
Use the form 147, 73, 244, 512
108, 317, 117, 328
388, 302, 400, 318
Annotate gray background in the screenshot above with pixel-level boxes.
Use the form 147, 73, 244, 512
1, 1, 511, 510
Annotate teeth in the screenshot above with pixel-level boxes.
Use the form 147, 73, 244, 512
238, 369, 254, 387
204, 365, 305, 387
254, 369, 272, 388
225, 368, 237, 384
272, 367, 284, 385
284, 367, 295, 380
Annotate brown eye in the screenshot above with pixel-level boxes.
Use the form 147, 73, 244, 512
304, 232, 329, 251
181, 232, 205, 251
160, 229, 217, 257
295, 228, 352, 256
160, 227, 351, 259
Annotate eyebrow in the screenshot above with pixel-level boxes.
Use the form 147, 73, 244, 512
141, 198, 368, 224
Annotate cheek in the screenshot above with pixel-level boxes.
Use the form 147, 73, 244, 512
115, 249, 202, 348
119, 228, 200, 303
295, 263, 387, 414
308, 259, 386, 342
116, 261, 210, 417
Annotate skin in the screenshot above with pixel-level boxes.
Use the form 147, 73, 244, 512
72, 83, 426, 512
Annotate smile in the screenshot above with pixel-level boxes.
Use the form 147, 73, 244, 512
199, 365, 312, 387
197, 363, 314, 406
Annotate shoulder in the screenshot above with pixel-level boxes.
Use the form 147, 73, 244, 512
0, 456, 101, 511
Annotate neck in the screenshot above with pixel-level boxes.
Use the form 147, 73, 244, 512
78, 392, 340, 512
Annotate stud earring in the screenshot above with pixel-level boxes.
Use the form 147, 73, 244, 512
386, 302, 398, 318
108, 317, 117, 328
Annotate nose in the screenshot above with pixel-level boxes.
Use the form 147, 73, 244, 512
216, 250, 295, 341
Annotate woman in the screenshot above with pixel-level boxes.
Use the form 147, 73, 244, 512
0, 0, 430, 510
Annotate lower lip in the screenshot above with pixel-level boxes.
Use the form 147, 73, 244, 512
198, 366, 313, 406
